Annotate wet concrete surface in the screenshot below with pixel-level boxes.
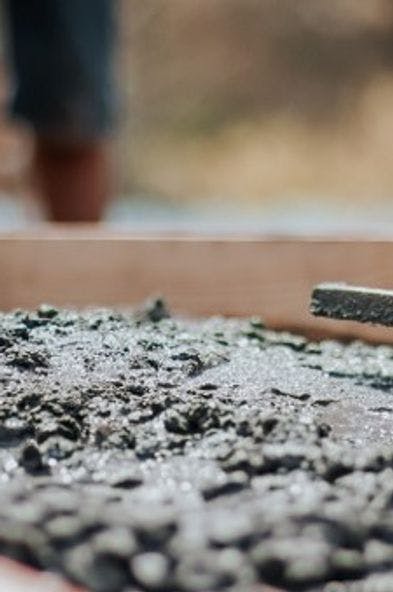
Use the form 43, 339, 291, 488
1, 303, 393, 590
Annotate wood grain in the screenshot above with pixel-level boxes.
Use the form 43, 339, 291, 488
1, 228, 393, 342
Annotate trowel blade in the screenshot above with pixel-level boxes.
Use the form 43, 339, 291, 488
311, 283, 393, 327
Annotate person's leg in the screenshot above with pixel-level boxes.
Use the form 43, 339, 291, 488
4, 0, 117, 222
33, 138, 110, 223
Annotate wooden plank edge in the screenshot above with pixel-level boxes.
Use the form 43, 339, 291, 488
0, 556, 84, 592
1, 228, 393, 240
1, 233, 393, 343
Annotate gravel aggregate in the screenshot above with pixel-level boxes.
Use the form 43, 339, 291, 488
1, 301, 393, 590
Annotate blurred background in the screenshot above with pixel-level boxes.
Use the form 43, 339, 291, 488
2, 0, 393, 232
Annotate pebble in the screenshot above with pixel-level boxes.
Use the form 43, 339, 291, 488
131, 552, 171, 590
19, 440, 45, 474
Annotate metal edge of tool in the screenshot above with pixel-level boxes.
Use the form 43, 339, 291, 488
311, 282, 393, 327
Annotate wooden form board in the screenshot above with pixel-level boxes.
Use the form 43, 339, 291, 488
1, 229, 393, 343
0, 557, 82, 592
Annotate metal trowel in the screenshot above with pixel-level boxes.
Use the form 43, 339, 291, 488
311, 283, 393, 327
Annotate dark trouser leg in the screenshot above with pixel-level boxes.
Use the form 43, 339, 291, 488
4, 0, 117, 222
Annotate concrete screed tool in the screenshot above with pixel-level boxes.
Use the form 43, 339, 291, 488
311, 283, 393, 327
